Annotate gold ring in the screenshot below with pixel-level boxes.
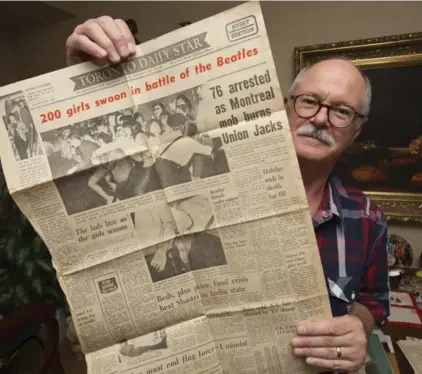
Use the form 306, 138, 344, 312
336, 346, 342, 359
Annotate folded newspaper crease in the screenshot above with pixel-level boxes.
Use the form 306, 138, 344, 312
0, 2, 332, 373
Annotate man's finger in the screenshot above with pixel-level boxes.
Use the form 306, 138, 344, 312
97, 16, 130, 59
115, 19, 137, 54
291, 334, 352, 348
66, 34, 107, 60
77, 20, 121, 63
296, 317, 352, 336
293, 346, 352, 360
305, 357, 356, 372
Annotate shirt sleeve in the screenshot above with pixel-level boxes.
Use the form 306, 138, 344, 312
358, 216, 390, 328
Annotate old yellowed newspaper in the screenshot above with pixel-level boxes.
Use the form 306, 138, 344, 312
398, 340, 422, 374
0, 2, 332, 373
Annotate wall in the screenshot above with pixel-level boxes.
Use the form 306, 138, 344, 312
11, 1, 241, 77
3, 1, 422, 264
16, 1, 422, 91
10, 16, 83, 81
0, 33, 20, 86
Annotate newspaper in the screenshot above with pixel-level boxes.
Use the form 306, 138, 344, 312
398, 340, 422, 374
0, 2, 332, 373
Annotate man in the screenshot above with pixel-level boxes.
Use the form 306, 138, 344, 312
174, 94, 197, 135
151, 113, 215, 187
285, 60, 389, 373
65, 17, 389, 373
88, 146, 159, 203
8, 113, 28, 160
65, 128, 100, 175
18, 100, 32, 130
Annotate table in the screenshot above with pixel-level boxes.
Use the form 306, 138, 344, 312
383, 268, 422, 374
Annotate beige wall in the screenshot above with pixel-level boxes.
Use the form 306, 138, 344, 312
2, 1, 422, 263
15, 1, 422, 92
264, 1, 422, 92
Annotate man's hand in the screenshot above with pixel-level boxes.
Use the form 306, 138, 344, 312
292, 315, 367, 373
66, 16, 136, 66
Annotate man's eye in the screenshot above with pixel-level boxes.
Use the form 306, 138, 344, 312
301, 97, 318, 105
333, 107, 353, 117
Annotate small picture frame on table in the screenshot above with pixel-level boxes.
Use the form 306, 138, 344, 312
389, 291, 422, 327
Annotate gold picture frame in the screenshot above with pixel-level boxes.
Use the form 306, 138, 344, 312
294, 32, 422, 224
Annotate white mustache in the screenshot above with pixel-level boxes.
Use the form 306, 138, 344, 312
296, 124, 336, 147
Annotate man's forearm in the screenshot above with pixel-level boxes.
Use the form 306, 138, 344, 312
349, 303, 375, 335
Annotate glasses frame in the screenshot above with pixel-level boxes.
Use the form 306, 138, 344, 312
290, 94, 366, 128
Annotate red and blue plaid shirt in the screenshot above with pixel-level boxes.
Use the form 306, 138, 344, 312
314, 176, 390, 328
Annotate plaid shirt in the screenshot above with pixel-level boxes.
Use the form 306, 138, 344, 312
314, 176, 390, 328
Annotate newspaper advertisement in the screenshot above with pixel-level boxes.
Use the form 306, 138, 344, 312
0, 2, 332, 373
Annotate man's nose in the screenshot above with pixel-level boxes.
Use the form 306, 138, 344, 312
311, 106, 329, 127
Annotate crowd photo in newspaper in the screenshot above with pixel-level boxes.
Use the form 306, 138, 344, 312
39, 86, 229, 215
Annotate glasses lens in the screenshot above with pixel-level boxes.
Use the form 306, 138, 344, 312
329, 106, 354, 127
294, 95, 319, 118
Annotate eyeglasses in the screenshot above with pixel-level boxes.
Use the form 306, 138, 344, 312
290, 94, 365, 128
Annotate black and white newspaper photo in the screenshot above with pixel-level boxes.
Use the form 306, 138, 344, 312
143, 87, 230, 188
41, 86, 230, 215
143, 230, 226, 283
132, 193, 214, 242
119, 329, 168, 359
132, 193, 224, 282
0, 92, 43, 161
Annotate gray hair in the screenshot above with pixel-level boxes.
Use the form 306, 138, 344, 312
288, 57, 372, 118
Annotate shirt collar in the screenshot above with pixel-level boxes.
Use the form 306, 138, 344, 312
314, 176, 345, 226
329, 175, 348, 220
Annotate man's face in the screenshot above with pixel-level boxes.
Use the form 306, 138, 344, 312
286, 60, 366, 163
170, 118, 186, 134
175, 236, 193, 252
176, 99, 188, 115
173, 123, 185, 134
115, 125, 123, 137
95, 124, 107, 134
122, 127, 132, 138
136, 116, 144, 125
69, 137, 81, 149
63, 129, 70, 138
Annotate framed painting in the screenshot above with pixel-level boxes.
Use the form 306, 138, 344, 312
294, 32, 422, 223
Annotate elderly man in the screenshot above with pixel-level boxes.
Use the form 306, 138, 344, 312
285, 59, 389, 373
65, 17, 389, 373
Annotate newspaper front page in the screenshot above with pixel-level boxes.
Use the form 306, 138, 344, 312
0, 2, 332, 373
